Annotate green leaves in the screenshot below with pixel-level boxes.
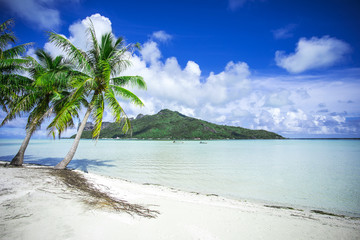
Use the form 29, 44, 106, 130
110, 85, 144, 106
104, 88, 131, 133
0, 19, 16, 49
1, 45, 82, 140
0, 19, 34, 115
91, 93, 104, 139
47, 32, 91, 74
47, 23, 146, 141
2, 43, 32, 59
47, 92, 83, 138
111, 76, 147, 89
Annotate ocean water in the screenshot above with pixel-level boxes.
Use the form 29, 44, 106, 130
1, 139, 359, 217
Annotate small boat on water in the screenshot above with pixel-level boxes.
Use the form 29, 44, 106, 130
199, 141, 207, 144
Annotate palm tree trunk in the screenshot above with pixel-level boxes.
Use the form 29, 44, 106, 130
54, 107, 92, 170
10, 127, 35, 166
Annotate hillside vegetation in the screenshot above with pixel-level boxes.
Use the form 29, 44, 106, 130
77, 109, 284, 140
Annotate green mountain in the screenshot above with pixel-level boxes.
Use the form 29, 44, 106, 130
77, 109, 284, 140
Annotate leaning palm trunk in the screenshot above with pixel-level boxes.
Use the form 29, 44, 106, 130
10, 125, 36, 166
54, 107, 92, 169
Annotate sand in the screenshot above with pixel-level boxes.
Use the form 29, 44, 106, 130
1, 163, 359, 240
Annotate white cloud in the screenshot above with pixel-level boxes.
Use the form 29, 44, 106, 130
0, 0, 77, 30
133, 36, 358, 137
123, 48, 251, 110
121, 37, 360, 137
26, 48, 37, 60
151, 31, 172, 42
275, 36, 351, 73
272, 24, 296, 39
265, 90, 293, 107
140, 41, 162, 65
45, 13, 113, 56
68, 13, 112, 50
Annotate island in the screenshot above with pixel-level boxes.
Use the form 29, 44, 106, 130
76, 109, 284, 140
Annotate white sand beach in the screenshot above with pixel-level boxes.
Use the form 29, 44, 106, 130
1, 163, 359, 240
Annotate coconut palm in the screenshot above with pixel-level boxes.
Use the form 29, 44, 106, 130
0, 19, 33, 112
1, 49, 80, 166
48, 22, 146, 170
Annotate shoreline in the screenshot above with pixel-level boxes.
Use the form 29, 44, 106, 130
1, 162, 359, 239
139, 180, 360, 220
2, 160, 360, 219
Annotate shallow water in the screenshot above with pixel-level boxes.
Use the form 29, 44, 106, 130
1, 139, 359, 217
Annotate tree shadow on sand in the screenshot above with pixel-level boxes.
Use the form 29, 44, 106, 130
0, 155, 116, 172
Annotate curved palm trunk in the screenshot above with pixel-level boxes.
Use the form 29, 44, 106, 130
55, 107, 92, 170
10, 127, 35, 166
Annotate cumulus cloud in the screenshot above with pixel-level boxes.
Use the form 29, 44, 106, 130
68, 14, 112, 49
151, 31, 172, 42
140, 41, 162, 65
275, 36, 351, 73
0, 0, 78, 30
120, 37, 360, 137
45, 13, 113, 56
123, 48, 251, 110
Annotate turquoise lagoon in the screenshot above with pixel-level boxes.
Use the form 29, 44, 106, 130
1, 139, 359, 217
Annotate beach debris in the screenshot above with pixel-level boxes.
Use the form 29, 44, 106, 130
52, 169, 159, 218
264, 205, 302, 211
310, 210, 360, 220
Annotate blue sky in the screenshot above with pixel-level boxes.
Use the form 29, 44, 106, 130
0, 0, 359, 138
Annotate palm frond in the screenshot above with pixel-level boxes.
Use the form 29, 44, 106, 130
113, 36, 125, 49
86, 20, 100, 65
35, 49, 54, 69
0, 19, 15, 48
100, 33, 114, 60
0, 58, 31, 73
111, 76, 147, 89
0, 74, 33, 94
107, 46, 132, 75
27, 102, 54, 131
26, 93, 51, 127
0, 33, 16, 49
53, 55, 65, 69
47, 82, 87, 138
110, 85, 144, 107
48, 32, 91, 74
2, 43, 33, 58
0, 19, 14, 31
91, 93, 104, 139
47, 95, 83, 138
0, 33, 14, 50
0, 92, 38, 127
110, 59, 132, 76
104, 88, 131, 133
98, 60, 111, 83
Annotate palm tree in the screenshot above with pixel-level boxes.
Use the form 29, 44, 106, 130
48, 22, 146, 170
1, 49, 80, 166
0, 19, 33, 113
